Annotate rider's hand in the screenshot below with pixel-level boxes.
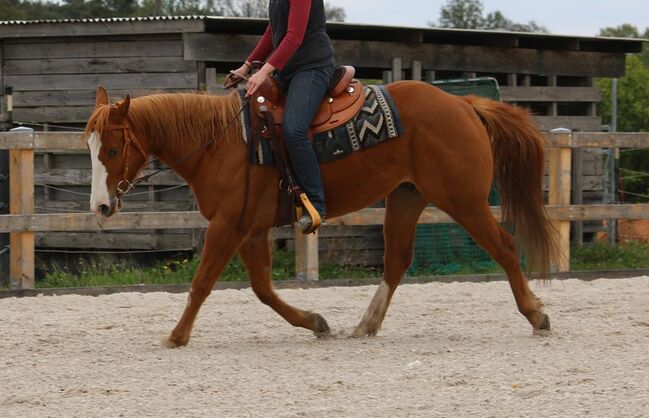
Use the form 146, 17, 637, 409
245, 63, 275, 97
223, 62, 251, 89
233, 62, 251, 78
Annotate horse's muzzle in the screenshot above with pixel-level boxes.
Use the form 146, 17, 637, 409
95, 196, 119, 218
98, 204, 112, 217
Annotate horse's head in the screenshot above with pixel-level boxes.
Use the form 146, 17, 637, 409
85, 86, 148, 217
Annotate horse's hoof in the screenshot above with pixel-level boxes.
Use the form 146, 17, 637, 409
537, 313, 551, 331
312, 313, 331, 338
350, 324, 379, 338
349, 328, 365, 338
531, 313, 551, 333
161, 335, 188, 349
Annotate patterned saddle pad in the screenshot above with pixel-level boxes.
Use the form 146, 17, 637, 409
246, 85, 404, 165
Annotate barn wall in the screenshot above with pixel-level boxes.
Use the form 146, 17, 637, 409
3, 33, 197, 123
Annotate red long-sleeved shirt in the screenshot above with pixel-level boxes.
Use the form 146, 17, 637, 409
247, 0, 312, 70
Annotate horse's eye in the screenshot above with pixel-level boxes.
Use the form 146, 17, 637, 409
108, 148, 119, 158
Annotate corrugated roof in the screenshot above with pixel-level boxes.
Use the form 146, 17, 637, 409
0, 15, 643, 53
0, 15, 205, 25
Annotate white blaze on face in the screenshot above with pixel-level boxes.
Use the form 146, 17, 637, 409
88, 131, 110, 215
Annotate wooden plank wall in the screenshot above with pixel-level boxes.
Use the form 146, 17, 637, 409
190, 33, 606, 134
3, 34, 197, 123
1, 33, 200, 253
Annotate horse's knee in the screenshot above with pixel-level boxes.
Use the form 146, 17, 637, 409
188, 284, 211, 304
384, 248, 414, 275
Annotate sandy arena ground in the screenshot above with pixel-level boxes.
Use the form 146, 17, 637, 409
1, 277, 649, 417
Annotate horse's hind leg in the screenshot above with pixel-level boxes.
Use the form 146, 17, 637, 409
450, 203, 550, 331
239, 229, 331, 337
352, 184, 426, 337
164, 218, 244, 348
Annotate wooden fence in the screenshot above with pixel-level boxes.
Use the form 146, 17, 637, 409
3, 130, 649, 289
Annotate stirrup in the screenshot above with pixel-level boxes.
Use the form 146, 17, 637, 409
296, 193, 321, 234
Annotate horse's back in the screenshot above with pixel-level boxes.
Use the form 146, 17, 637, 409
385, 80, 489, 139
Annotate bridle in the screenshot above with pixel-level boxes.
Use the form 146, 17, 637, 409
101, 99, 248, 200
104, 122, 149, 199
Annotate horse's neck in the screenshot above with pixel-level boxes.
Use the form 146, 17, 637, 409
132, 94, 245, 184
148, 138, 237, 186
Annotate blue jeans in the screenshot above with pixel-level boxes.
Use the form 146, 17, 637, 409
281, 65, 334, 217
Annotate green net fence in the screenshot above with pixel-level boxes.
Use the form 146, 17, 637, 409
409, 78, 502, 275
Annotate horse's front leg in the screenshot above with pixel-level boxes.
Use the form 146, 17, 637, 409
164, 217, 244, 348
239, 229, 330, 337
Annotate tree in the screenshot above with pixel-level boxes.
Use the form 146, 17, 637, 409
219, 0, 266, 17
599, 55, 649, 133
433, 0, 548, 32
599, 23, 641, 38
483, 10, 546, 33
0, 0, 346, 21
436, 0, 483, 29
598, 24, 649, 121
599, 24, 649, 67
600, 56, 649, 200
596, 25, 649, 201
324, 3, 345, 22
218, 0, 345, 21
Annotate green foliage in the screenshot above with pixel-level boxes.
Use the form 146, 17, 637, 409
24, 241, 649, 289
37, 250, 379, 289
598, 55, 649, 133
597, 25, 649, 201
599, 25, 649, 66
0, 0, 63, 20
323, 2, 345, 22
41, 256, 202, 288
599, 23, 641, 38
433, 0, 547, 32
436, 0, 484, 29
571, 241, 649, 271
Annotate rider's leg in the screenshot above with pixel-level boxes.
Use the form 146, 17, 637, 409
282, 65, 334, 225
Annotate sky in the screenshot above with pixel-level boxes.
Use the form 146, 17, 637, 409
326, 0, 649, 37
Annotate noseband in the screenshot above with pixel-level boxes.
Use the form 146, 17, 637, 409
105, 122, 148, 198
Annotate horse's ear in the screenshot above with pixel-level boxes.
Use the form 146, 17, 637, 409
113, 95, 131, 121
96, 86, 109, 108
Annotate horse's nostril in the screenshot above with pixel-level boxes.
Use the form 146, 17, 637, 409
99, 204, 111, 216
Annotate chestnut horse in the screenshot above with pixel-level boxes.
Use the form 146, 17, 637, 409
85, 82, 559, 347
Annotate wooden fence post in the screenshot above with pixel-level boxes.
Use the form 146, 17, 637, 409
571, 148, 584, 244
205, 67, 218, 94
391, 57, 403, 82
295, 229, 319, 281
9, 127, 34, 289
548, 130, 572, 272
411, 60, 422, 81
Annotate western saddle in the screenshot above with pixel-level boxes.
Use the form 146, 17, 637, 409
225, 65, 364, 233
251, 65, 364, 137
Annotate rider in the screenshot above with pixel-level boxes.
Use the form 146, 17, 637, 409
231, 0, 335, 232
